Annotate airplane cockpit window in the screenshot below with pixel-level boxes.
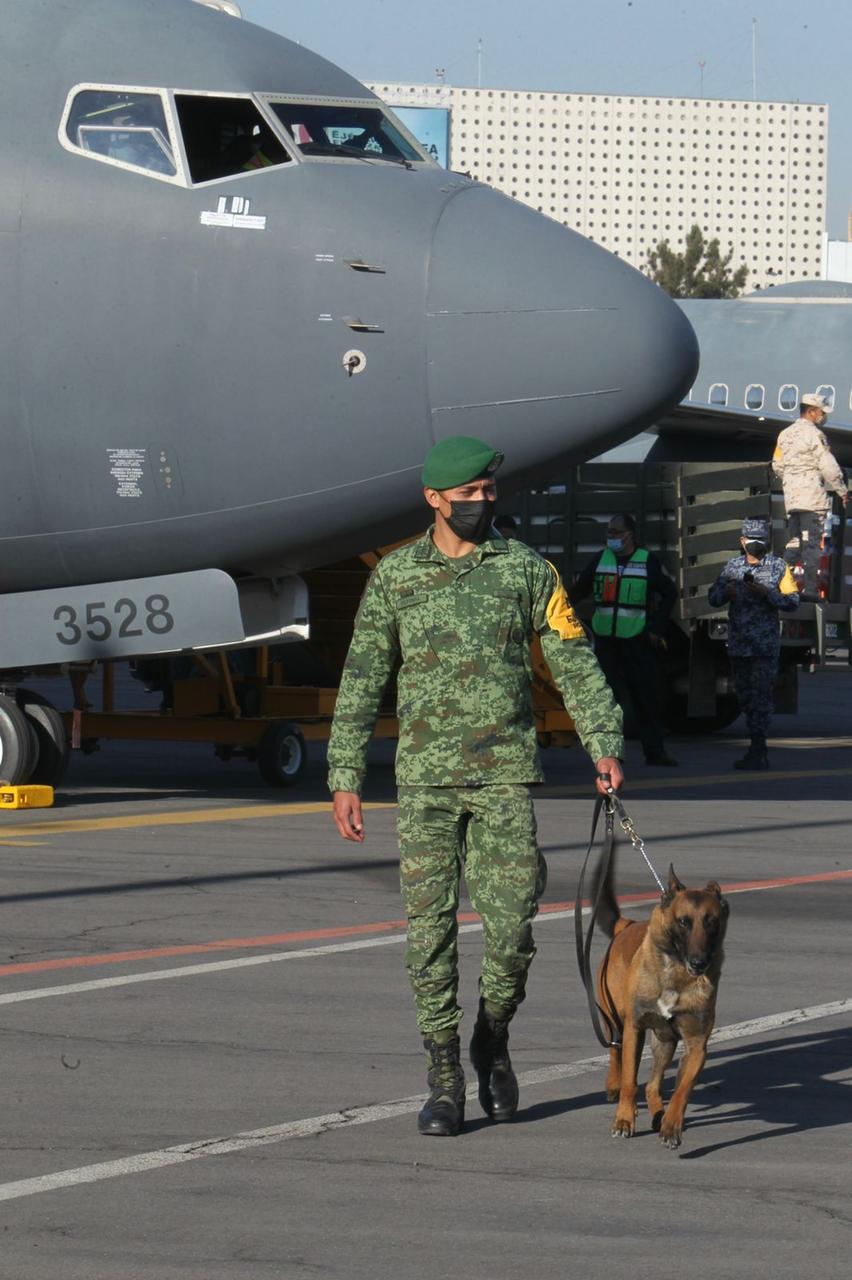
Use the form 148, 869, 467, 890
745, 384, 765, 411
174, 94, 291, 183
779, 384, 799, 411
65, 90, 177, 177
816, 384, 836, 410
709, 383, 728, 406
268, 102, 423, 165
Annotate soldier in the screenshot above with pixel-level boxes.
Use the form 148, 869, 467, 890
708, 516, 799, 770
772, 393, 848, 601
328, 435, 624, 1137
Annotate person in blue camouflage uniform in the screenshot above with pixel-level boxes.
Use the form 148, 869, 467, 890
329, 435, 624, 1137
708, 516, 799, 770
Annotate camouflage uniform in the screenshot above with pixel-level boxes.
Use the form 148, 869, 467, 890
328, 528, 623, 1033
772, 417, 847, 594
708, 550, 798, 736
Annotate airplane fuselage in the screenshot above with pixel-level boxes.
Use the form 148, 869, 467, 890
1, 0, 697, 597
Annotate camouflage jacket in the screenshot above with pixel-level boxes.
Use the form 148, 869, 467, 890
327, 529, 624, 793
772, 418, 847, 514
707, 553, 799, 657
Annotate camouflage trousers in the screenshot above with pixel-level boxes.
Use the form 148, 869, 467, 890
729, 654, 778, 736
396, 785, 547, 1036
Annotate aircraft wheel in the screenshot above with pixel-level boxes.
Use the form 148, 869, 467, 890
16, 690, 70, 787
257, 721, 307, 787
0, 694, 38, 785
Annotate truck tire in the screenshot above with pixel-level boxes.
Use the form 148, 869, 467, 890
0, 694, 38, 784
662, 691, 740, 735
257, 721, 307, 787
15, 690, 70, 787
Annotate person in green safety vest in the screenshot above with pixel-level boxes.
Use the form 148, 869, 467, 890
571, 513, 678, 766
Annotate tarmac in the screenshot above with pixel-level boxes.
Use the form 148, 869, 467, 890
0, 664, 849, 1279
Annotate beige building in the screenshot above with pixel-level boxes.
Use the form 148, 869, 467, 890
369, 81, 827, 290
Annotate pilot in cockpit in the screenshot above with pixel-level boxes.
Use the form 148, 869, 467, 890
240, 123, 279, 171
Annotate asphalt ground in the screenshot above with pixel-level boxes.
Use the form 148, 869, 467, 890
0, 666, 849, 1279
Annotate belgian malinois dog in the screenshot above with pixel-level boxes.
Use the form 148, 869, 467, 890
593, 856, 729, 1149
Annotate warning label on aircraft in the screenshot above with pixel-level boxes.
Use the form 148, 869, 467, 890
107, 448, 147, 498
200, 196, 267, 231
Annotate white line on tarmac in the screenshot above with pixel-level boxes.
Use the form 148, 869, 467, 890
0, 880, 831, 1007
0, 917, 526, 1007
0, 997, 848, 1204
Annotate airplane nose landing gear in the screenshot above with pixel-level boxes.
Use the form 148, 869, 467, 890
0, 694, 38, 784
0, 690, 69, 788
16, 690, 70, 787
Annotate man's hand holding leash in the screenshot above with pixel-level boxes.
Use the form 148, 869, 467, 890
595, 757, 624, 795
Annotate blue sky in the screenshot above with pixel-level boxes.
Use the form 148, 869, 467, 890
239, 0, 852, 243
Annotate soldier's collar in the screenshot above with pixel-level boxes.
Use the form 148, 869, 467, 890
415, 527, 509, 563
413, 528, 445, 563
482, 532, 509, 554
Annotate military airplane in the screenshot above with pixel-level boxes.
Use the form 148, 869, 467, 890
652, 282, 852, 463
0, 0, 698, 782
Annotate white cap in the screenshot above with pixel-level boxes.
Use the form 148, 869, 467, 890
801, 392, 831, 413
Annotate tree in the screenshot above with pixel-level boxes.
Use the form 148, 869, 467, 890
644, 224, 749, 299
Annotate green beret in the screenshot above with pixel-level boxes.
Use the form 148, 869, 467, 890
421, 436, 504, 490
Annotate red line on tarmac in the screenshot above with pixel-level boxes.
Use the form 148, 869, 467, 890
1, 868, 849, 980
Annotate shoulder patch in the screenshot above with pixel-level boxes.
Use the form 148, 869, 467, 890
544, 560, 585, 640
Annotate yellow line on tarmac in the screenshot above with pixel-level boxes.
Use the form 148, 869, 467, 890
545, 764, 852, 798
0, 840, 48, 847
0, 801, 394, 841
1, 764, 850, 840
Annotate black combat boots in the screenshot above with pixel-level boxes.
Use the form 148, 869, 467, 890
417, 1032, 466, 1136
469, 998, 519, 1123
733, 733, 769, 770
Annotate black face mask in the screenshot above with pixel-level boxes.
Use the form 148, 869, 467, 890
446, 500, 495, 544
744, 540, 768, 559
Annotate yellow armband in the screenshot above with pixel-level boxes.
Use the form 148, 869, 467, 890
778, 566, 799, 596
544, 560, 585, 640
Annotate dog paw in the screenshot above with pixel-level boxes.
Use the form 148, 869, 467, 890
611, 1118, 634, 1138
651, 1109, 664, 1133
659, 1127, 682, 1149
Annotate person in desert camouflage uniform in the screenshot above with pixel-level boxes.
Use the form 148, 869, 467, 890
329, 435, 624, 1137
772, 392, 848, 600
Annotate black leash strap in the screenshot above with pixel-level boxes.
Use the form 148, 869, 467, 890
573, 790, 623, 1049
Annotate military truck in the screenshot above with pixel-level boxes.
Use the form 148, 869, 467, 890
504, 460, 850, 733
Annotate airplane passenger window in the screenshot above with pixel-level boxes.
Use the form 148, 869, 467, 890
745, 384, 765, 410
268, 102, 423, 164
66, 90, 176, 176
815, 384, 835, 409
778, 384, 798, 411
709, 383, 728, 406
174, 95, 291, 183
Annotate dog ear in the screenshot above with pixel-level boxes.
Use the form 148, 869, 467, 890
667, 864, 685, 893
705, 880, 729, 917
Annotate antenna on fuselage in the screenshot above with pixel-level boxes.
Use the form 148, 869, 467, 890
192, 0, 243, 17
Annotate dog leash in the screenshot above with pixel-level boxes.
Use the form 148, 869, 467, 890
573, 780, 666, 1049
604, 786, 666, 895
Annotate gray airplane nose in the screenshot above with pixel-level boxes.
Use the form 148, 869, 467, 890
426, 186, 698, 466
